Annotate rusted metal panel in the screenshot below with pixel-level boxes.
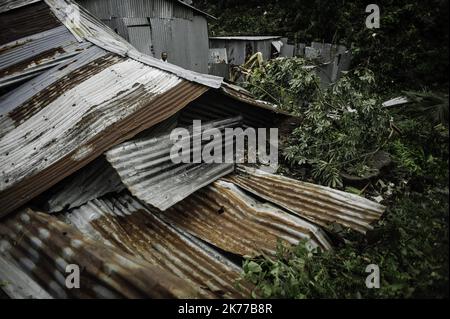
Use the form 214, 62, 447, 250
0, 26, 92, 89
0, 0, 41, 14
0, 57, 208, 218
63, 194, 253, 298
0, 208, 200, 298
44, 156, 124, 213
105, 117, 241, 211
151, 180, 332, 256
0, 45, 110, 118
223, 166, 386, 234
0, 1, 61, 45
47, 0, 223, 88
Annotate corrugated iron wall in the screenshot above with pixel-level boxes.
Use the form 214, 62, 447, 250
0, 1, 61, 45
77, 0, 208, 73
209, 39, 274, 66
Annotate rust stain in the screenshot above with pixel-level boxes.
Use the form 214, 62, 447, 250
223, 166, 385, 234
0, 208, 200, 298
0, 81, 209, 218
153, 180, 332, 256
7, 54, 122, 126
75, 196, 253, 298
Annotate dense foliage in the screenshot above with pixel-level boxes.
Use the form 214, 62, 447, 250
194, 0, 449, 91
194, 0, 449, 299
240, 56, 448, 298
244, 77, 449, 298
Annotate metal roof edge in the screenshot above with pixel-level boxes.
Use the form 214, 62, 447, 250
175, 0, 217, 20
0, 0, 41, 14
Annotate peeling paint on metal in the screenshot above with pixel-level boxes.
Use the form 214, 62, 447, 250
106, 117, 241, 211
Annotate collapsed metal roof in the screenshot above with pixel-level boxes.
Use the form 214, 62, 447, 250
0, 208, 199, 298
105, 117, 241, 211
63, 193, 253, 298
224, 166, 386, 234
0, 0, 386, 300
152, 180, 333, 255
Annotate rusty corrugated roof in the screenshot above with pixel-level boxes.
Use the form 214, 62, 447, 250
223, 166, 386, 234
63, 193, 253, 298
151, 180, 333, 256
44, 156, 124, 213
105, 117, 242, 211
0, 56, 208, 217
0, 208, 200, 298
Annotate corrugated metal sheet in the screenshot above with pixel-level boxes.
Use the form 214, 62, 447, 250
0, 45, 109, 116
0, 208, 199, 298
63, 193, 253, 298
0, 26, 92, 89
0, 56, 208, 218
0, 0, 41, 14
105, 117, 241, 211
223, 166, 386, 234
48, 0, 223, 88
187, 16, 209, 73
77, 0, 210, 73
0, 1, 61, 44
0, 257, 53, 299
151, 180, 332, 256
44, 156, 124, 213
127, 25, 153, 56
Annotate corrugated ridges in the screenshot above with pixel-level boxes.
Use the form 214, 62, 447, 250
223, 166, 385, 234
46, 0, 224, 88
106, 117, 241, 211
0, 56, 208, 218
0, 208, 200, 298
0, 26, 92, 89
64, 193, 253, 298
152, 180, 333, 256
44, 156, 124, 213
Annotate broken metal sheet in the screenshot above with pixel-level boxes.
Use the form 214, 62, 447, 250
0, 0, 41, 14
0, 45, 108, 117
0, 26, 92, 89
44, 156, 124, 213
46, 0, 224, 88
152, 180, 332, 256
63, 194, 253, 298
0, 208, 199, 298
382, 96, 410, 108
0, 56, 208, 218
0, 257, 53, 299
223, 166, 386, 234
106, 117, 242, 211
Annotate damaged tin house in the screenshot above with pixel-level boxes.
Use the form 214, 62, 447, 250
0, 0, 385, 299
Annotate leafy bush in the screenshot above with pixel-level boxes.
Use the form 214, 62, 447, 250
242, 187, 449, 299
194, 0, 449, 91
246, 62, 389, 187
243, 57, 320, 114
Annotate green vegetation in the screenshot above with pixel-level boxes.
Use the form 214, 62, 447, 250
194, 0, 449, 299
195, 0, 449, 91
240, 57, 448, 298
